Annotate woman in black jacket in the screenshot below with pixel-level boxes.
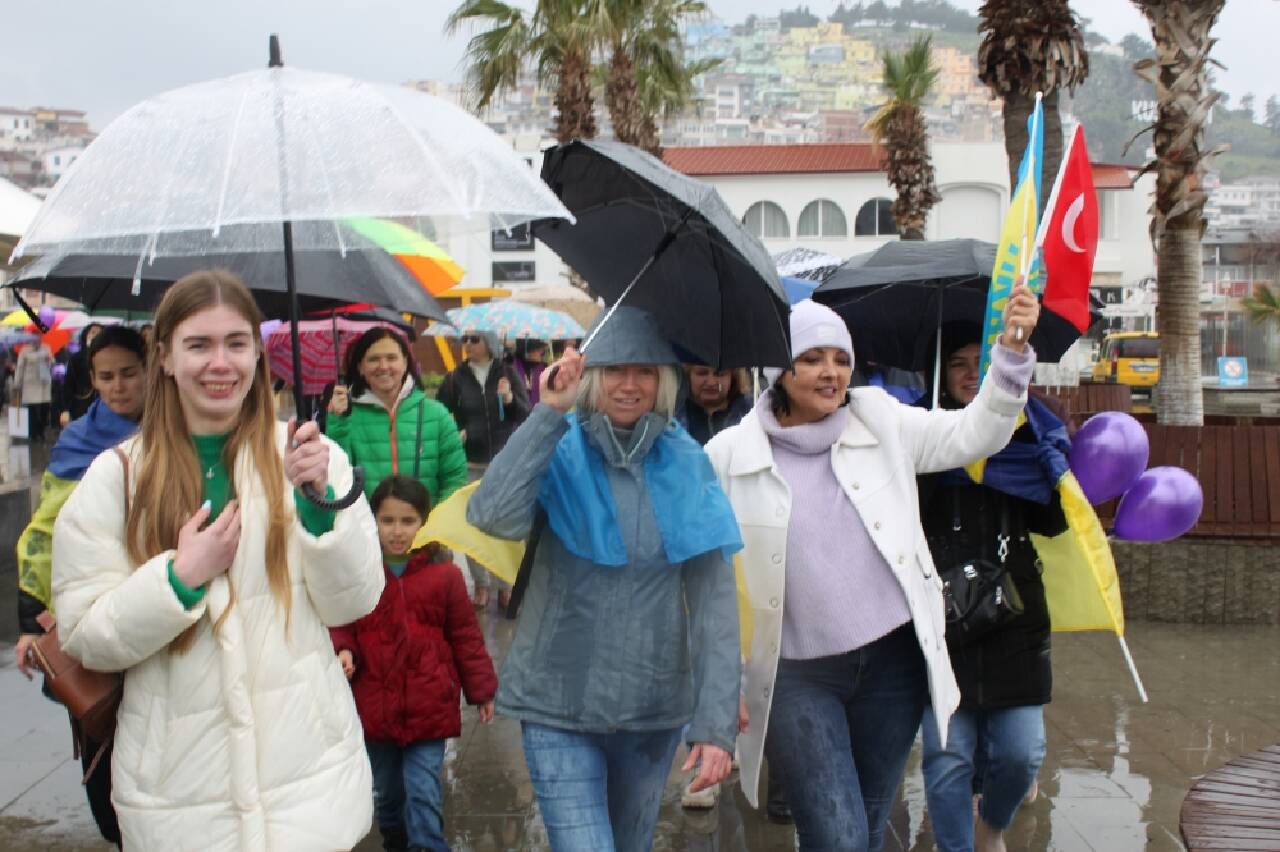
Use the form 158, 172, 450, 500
917, 322, 1065, 852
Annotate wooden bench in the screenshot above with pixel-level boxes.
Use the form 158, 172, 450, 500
1181, 744, 1280, 850
1091, 423, 1280, 539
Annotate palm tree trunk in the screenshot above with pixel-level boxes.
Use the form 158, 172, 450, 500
554, 46, 597, 144
605, 46, 643, 147
1154, 227, 1204, 424
1040, 88, 1063, 214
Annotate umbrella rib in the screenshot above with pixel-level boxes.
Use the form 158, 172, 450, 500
289, 90, 349, 258
368, 85, 473, 220
212, 88, 252, 238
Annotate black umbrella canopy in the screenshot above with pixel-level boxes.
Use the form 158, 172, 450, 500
815, 238, 1099, 371
8, 247, 446, 322
532, 139, 790, 369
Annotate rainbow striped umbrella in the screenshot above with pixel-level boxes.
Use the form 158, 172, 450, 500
346, 217, 465, 295
446, 302, 585, 341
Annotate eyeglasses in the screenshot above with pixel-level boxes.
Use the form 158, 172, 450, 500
461, 335, 483, 344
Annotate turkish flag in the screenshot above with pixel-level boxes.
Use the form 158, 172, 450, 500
1041, 126, 1098, 333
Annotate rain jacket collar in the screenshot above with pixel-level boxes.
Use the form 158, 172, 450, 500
354, 374, 415, 412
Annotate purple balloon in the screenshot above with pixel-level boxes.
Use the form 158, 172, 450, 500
37, 305, 56, 326
1114, 466, 1203, 542
67, 341, 81, 354
51, 363, 67, 381
260, 319, 283, 338
1069, 412, 1150, 504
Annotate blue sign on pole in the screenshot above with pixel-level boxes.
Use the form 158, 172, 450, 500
1217, 357, 1248, 387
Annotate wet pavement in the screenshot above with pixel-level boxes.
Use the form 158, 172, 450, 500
2, 427, 1279, 850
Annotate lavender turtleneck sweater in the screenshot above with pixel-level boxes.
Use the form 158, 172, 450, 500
759, 344, 1036, 660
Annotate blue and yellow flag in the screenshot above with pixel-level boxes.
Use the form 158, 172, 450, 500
979, 98, 1045, 377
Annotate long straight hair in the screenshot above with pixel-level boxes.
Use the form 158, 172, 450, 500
127, 270, 290, 651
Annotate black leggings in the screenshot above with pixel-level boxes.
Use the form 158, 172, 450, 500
81, 736, 120, 848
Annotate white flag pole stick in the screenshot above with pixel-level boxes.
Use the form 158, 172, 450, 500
1034, 123, 1080, 253
1117, 635, 1149, 703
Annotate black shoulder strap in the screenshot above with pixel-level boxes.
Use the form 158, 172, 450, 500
505, 505, 547, 619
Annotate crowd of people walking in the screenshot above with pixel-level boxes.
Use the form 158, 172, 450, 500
11, 264, 1068, 852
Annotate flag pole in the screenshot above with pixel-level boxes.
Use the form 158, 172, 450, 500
1034, 123, 1080, 253
1117, 635, 1149, 703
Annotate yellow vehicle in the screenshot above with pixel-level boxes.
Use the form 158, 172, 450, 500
1091, 332, 1160, 387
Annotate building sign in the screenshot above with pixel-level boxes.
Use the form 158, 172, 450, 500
493, 260, 536, 283
491, 223, 535, 251
1218, 357, 1248, 387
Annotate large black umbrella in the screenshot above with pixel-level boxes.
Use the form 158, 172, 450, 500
532, 139, 790, 369
6, 247, 446, 321
814, 238, 1100, 372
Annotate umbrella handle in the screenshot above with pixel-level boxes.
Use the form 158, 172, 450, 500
300, 467, 366, 510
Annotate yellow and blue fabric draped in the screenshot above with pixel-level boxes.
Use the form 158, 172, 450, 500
943, 397, 1125, 636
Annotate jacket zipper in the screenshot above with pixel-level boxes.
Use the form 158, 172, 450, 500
388, 397, 402, 474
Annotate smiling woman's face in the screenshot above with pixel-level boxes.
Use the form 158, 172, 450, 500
778, 346, 852, 424
160, 304, 257, 434
945, 343, 981, 406
599, 364, 660, 428
358, 337, 407, 398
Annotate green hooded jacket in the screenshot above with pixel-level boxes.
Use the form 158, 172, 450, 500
326, 385, 468, 504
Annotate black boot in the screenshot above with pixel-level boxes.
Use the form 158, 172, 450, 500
381, 825, 409, 851
766, 777, 792, 824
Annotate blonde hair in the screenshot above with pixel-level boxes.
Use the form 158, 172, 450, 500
128, 269, 290, 652
575, 364, 681, 421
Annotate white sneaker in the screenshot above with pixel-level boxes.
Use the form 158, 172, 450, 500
681, 781, 720, 809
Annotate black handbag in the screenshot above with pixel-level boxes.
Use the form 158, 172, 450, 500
938, 496, 1024, 644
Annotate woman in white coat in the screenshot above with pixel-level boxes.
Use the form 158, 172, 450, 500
52, 270, 384, 852
705, 290, 1040, 852
15, 338, 54, 440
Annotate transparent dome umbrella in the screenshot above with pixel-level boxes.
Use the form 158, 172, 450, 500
10, 35, 570, 508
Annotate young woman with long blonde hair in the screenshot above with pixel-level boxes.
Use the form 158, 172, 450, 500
52, 270, 384, 851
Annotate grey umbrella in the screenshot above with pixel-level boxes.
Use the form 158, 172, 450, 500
532, 139, 790, 370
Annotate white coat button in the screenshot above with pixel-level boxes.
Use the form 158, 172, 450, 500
770, 597, 780, 608
873, 521, 882, 531
775, 507, 785, 518
771, 553, 783, 565
852, 482, 861, 490
763, 687, 771, 698
922, 565, 933, 579
898, 555, 905, 564
771, 644, 778, 654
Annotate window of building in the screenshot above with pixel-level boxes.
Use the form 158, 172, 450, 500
854, 198, 896, 236
1098, 192, 1118, 241
491, 222, 534, 251
743, 201, 790, 239
797, 199, 848, 237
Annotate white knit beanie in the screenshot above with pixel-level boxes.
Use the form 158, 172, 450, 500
763, 299, 854, 385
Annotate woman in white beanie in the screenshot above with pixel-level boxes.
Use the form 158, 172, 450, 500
705, 286, 1041, 852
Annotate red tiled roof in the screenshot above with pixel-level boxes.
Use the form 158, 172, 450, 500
1091, 163, 1137, 190
663, 144, 885, 176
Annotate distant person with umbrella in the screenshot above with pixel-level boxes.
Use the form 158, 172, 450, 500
916, 321, 1066, 852
678, 365, 752, 446
466, 307, 742, 852
51, 270, 385, 851
437, 330, 530, 609
705, 290, 1040, 851
15, 324, 146, 849
326, 326, 468, 505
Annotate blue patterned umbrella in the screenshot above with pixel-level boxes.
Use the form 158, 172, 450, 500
445, 301, 585, 340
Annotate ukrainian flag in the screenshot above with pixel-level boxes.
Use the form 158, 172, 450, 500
979, 98, 1045, 377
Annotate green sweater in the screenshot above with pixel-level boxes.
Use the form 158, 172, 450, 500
168, 433, 336, 609
325, 387, 468, 503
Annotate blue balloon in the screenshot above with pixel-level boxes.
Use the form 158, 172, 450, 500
1069, 412, 1149, 504
1114, 466, 1203, 542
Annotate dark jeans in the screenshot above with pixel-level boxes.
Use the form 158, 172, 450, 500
81, 735, 120, 848
521, 721, 682, 852
765, 624, 928, 852
366, 739, 448, 851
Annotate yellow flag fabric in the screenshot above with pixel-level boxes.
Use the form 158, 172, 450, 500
413, 481, 755, 657
979, 176, 1039, 377
16, 471, 79, 613
1030, 471, 1126, 636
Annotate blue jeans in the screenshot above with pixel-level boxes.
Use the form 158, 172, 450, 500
765, 624, 928, 852
366, 738, 449, 851
520, 721, 682, 852
921, 704, 1046, 851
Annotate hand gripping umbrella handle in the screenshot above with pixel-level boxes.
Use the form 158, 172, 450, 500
300, 467, 366, 510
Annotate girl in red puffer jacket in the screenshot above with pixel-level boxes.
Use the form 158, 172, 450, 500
332, 475, 497, 852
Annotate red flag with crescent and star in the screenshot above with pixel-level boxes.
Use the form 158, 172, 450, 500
1039, 125, 1098, 333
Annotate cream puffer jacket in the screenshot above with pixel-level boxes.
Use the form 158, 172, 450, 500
52, 423, 383, 851
705, 377, 1027, 809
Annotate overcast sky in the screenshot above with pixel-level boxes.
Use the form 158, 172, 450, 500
2, 0, 1275, 128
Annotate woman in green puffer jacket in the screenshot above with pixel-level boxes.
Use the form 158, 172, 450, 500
326, 327, 468, 504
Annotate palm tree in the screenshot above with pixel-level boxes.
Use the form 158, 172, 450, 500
977, 1, 1090, 200
1130, 0, 1225, 425
447, 0, 602, 144
598, 0, 717, 156
866, 36, 940, 241
1243, 285, 1280, 327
